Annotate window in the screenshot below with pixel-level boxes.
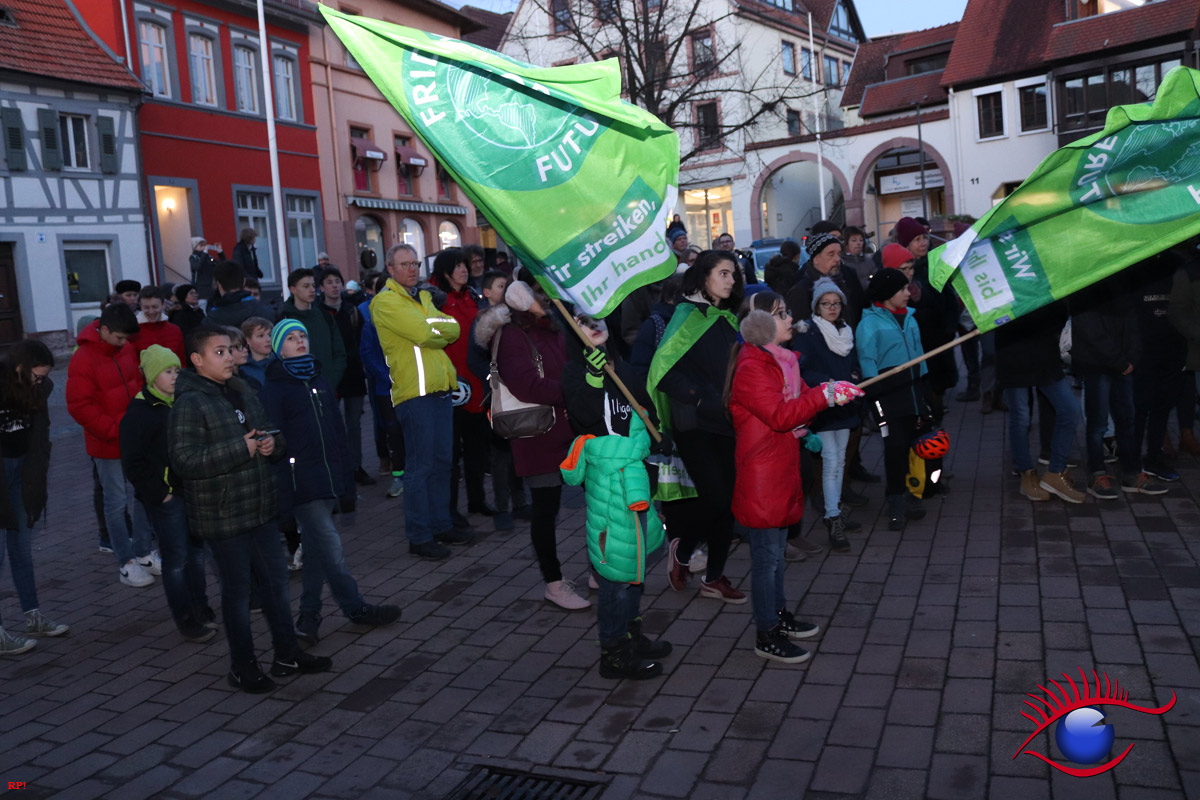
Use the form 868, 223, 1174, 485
58, 114, 89, 169
438, 220, 461, 249
801, 47, 813, 81
645, 39, 667, 82
594, 0, 616, 22
696, 102, 719, 149
976, 91, 1004, 138
829, 1, 857, 42
823, 55, 839, 86
65, 247, 111, 304
274, 56, 296, 121
781, 41, 795, 76
233, 46, 259, 113
187, 35, 217, 106
236, 192, 273, 276
905, 53, 948, 76
551, 0, 572, 33
1018, 83, 1047, 131
351, 126, 372, 192
355, 215, 385, 270
786, 108, 801, 136
394, 135, 415, 195
692, 31, 715, 77
765, 0, 790, 10
437, 163, 454, 199
399, 217, 424, 262
286, 195, 318, 271
138, 21, 171, 98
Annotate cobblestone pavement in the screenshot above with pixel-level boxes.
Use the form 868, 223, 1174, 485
2, 368, 1198, 799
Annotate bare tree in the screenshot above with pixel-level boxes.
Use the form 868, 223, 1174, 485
503, 0, 826, 164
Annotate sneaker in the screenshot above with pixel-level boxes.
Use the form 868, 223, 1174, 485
598, 639, 662, 680
354, 468, 377, 487
1142, 462, 1180, 483
98, 540, 113, 554
824, 517, 851, 554
289, 545, 304, 572
795, 537, 824, 556
434, 528, 474, 545
754, 627, 811, 664
120, 560, 155, 587
1041, 471, 1086, 504
1122, 472, 1168, 496
270, 651, 333, 677
295, 613, 321, 646
545, 580, 590, 610
386, 475, 405, 498
699, 575, 747, 604
493, 512, 515, 531
197, 605, 219, 630
628, 619, 672, 659
228, 662, 276, 693
178, 618, 216, 643
688, 543, 708, 575
409, 540, 451, 560
841, 487, 869, 508
136, 551, 163, 576
1103, 436, 1119, 464
24, 609, 68, 638
0, 627, 36, 655
784, 543, 807, 562
778, 609, 820, 640
666, 538, 689, 592
349, 604, 401, 626
587, 573, 599, 591
1088, 474, 1120, 501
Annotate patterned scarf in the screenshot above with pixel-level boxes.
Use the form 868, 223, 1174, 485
281, 354, 316, 381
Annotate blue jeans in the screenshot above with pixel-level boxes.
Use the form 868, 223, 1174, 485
1004, 378, 1080, 473
144, 497, 208, 626
748, 527, 788, 632
816, 429, 850, 518
93, 457, 153, 566
2, 457, 38, 619
1082, 373, 1138, 475
596, 574, 643, 647
394, 393, 453, 544
207, 522, 299, 668
294, 498, 365, 620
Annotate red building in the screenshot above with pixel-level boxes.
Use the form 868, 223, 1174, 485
76, 0, 323, 290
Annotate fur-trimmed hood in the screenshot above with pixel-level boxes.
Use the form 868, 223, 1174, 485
739, 309, 777, 347
474, 303, 512, 350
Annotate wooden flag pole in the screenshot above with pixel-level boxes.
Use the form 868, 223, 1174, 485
551, 297, 664, 443
856, 328, 982, 391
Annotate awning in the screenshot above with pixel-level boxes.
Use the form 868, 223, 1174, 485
347, 196, 467, 215
350, 137, 387, 161
394, 144, 428, 169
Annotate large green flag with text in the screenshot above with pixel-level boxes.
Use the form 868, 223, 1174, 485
929, 66, 1200, 332
321, 6, 680, 316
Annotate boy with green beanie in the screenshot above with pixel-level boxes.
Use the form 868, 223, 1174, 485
120, 345, 215, 642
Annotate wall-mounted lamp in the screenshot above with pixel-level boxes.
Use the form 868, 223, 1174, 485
162, 197, 176, 212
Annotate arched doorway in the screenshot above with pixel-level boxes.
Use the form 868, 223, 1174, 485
754, 156, 848, 242
399, 217, 425, 263
354, 214, 385, 272
851, 138, 955, 243
438, 220, 462, 250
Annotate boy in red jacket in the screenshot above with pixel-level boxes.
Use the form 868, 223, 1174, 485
66, 303, 159, 587
134, 286, 185, 362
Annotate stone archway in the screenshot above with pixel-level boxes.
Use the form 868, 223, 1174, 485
749, 152, 853, 241
849, 137, 955, 228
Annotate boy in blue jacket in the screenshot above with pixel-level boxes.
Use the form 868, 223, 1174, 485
260, 319, 401, 644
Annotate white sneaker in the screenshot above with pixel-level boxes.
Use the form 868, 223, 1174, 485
136, 550, 163, 576
688, 544, 708, 575
387, 475, 404, 498
120, 560, 155, 587
0, 627, 35, 655
290, 544, 304, 572
544, 580, 590, 610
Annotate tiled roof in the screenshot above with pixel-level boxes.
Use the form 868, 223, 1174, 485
0, 0, 144, 91
840, 36, 894, 107
458, 5, 510, 51
941, 0, 1059, 87
859, 70, 948, 117
841, 22, 957, 112
1043, 0, 1200, 63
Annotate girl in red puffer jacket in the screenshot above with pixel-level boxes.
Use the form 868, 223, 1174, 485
728, 293, 862, 665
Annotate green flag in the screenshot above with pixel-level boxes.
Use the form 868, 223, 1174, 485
320, 6, 681, 316
929, 66, 1200, 332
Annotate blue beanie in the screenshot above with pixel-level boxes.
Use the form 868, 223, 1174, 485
271, 318, 307, 356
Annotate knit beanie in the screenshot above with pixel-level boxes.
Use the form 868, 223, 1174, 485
174, 284, 195, 304
868, 268, 911, 304
894, 217, 926, 248
139, 344, 180, 388
806, 231, 840, 259
810, 277, 847, 313
271, 318, 307, 356
505, 280, 535, 312
882, 243, 916, 270
667, 228, 687, 245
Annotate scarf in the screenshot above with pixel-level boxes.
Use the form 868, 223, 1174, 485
764, 343, 808, 439
812, 316, 855, 357
143, 386, 174, 407
281, 354, 316, 381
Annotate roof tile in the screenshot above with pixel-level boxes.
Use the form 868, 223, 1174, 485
941, 0, 1062, 88
1043, 0, 1200, 63
0, 0, 143, 91
859, 70, 947, 117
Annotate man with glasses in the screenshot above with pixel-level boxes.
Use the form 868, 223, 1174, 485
371, 244, 469, 560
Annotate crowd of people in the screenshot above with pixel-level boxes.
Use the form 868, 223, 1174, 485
0, 218, 1195, 690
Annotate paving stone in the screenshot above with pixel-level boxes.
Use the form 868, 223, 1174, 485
876, 724, 935, 769
809, 745, 874, 794
927, 753, 987, 800
827, 706, 886, 748
638, 749, 708, 797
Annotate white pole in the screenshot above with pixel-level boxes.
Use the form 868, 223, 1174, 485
808, 12, 826, 220
256, 0, 289, 289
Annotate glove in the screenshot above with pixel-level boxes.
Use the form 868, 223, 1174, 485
584, 348, 607, 388
649, 431, 674, 459
825, 380, 866, 407
802, 433, 823, 454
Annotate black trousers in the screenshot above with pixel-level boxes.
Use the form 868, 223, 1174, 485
371, 392, 406, 472
883, 415, 918, 496
451, 407, 489, 510
529, 484, 563, 583
1134, 365, 1182, 463
673, 430, 736, 582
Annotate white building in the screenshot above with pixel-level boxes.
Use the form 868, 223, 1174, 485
0, 0, 151, 348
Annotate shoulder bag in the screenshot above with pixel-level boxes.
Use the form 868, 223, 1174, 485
489, 325, 557, 439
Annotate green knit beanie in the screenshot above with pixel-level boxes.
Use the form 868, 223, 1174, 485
139, 344, 180, 388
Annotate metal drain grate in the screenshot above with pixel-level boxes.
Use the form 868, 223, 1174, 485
445, 765, 606, 800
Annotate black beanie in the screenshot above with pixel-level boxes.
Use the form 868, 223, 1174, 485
868, 268, 910, 303
115, 279, 142, 294
174, 283, 195, 304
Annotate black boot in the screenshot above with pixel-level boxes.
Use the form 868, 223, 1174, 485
628, 618, 672, 659
886, 494, 907, 531
906, 494, 926, 521
823, 516, 851, 553
599, 638, 663, 680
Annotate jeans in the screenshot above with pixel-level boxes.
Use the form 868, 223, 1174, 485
490, 433, 525, 514
2, 457, 38, 619
748, 527, 787, 632
144, 497, 208, 626
1004, 378, 1080, 473
395, 393, 453, 543
596, 574, 643, 646
342, 395, 365, 472
816, 428, 850, 518
1133, 366, 1182, 464
530, 484, 563, 583
451, 407, 489, 510
93, 457, 153, 566
1082, 373, 1138, 475
294, 498, 365, 620
207, 522, 299, 668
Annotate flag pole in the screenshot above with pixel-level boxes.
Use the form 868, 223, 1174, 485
550, 297, 663, 443
856, 328, 981, 391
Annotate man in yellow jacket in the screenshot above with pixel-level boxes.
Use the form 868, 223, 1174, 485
371, 244, 469, 559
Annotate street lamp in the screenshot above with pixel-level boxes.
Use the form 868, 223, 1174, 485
912, 95, 929, 220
